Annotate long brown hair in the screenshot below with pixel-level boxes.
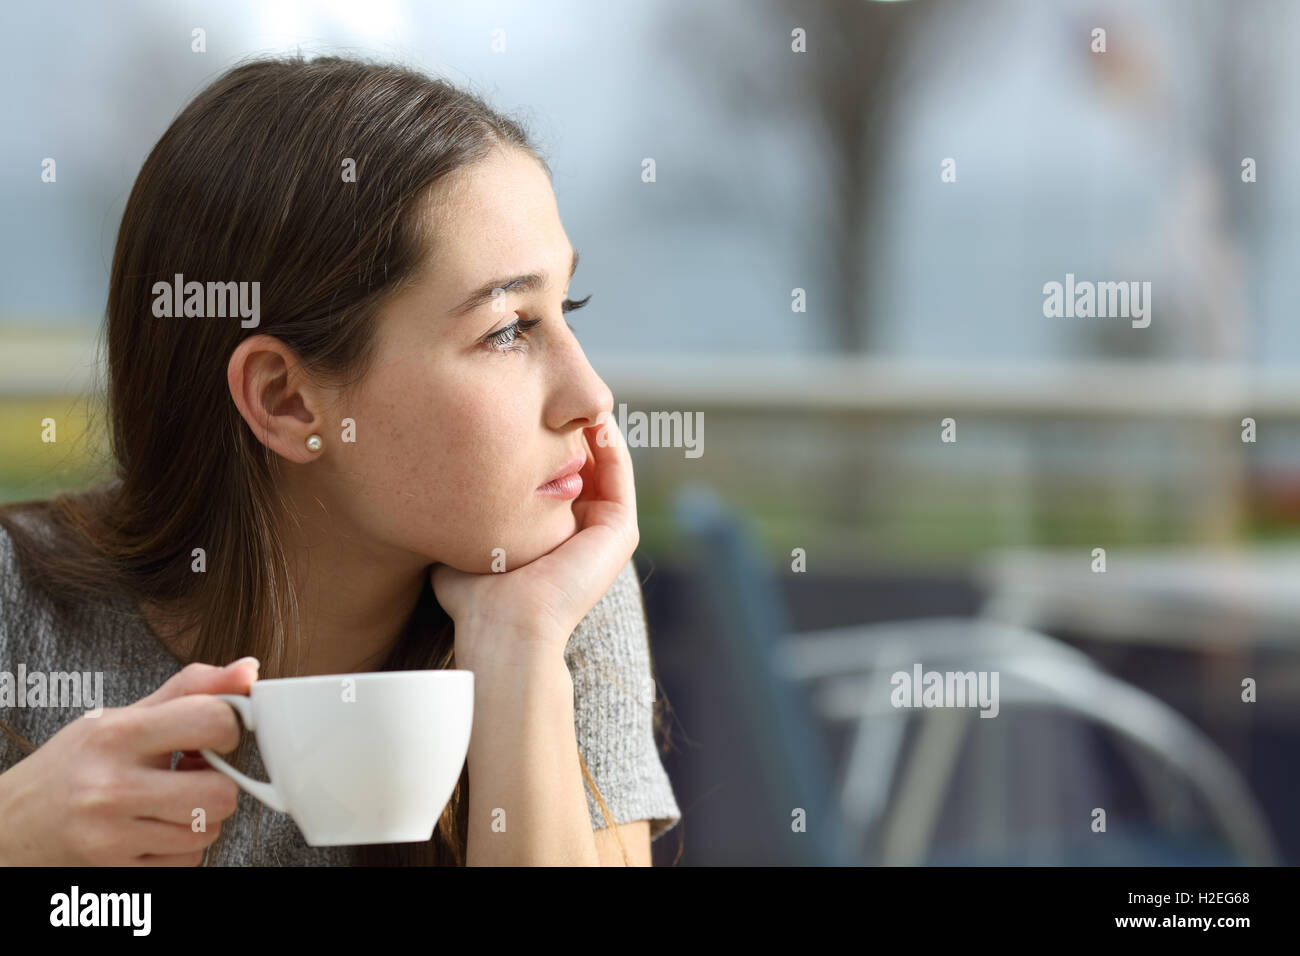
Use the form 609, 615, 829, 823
0, 54, 676, 866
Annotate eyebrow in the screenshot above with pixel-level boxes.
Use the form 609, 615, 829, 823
449, 248, 580, 317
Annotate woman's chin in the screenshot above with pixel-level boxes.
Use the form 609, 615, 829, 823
484, 510, 579, 571
518, 510, 580, 562
541, 507, 580, 549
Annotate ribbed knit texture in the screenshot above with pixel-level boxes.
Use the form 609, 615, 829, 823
0, 515, 679, 864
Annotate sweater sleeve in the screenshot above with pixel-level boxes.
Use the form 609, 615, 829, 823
564, 557, 681, 842
0, 520, 39, 776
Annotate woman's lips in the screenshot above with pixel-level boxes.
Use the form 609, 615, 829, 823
536, 453, 586, 500
536, 472, 583, 499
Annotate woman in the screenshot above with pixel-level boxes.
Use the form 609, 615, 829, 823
0, 55, 680, 866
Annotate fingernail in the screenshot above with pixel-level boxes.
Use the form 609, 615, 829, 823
229, 656, 260, 670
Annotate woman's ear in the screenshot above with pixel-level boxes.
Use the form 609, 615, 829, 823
227, 334, 331, 463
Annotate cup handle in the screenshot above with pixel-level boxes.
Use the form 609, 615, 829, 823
198, 693, 287, 814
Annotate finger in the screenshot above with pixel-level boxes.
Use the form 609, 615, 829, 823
132, 659, 260, 708
128, 817, 223, 856
122, 694, 244, 758
583, 410, 637, 513
132, 767, 241, 824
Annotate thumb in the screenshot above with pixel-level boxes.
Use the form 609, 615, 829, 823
429, 563, 476, 620
132, 657, 261, 708
429, 562, 472, 593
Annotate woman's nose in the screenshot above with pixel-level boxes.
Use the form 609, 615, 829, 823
547, 331, 613, 430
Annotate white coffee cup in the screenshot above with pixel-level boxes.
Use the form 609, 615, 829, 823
199, 670, 474, 847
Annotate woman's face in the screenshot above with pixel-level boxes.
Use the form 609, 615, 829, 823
317, 147, 614, 574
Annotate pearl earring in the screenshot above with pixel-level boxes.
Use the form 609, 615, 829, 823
305, 434, 323, 453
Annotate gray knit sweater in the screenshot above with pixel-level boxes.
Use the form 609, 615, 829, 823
0, 514, 680, 864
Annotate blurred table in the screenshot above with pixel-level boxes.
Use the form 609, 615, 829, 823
977, 547, 1300, 649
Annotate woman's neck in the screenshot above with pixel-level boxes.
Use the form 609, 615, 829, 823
135, 562, 427, 677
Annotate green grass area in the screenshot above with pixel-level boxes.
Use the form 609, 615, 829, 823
633, 476, 1300, 574
0, 395, 113, 502
6, 395, 1298, 570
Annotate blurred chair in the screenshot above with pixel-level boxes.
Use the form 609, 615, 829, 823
672, 483, 1279, 866
672, 485, 856, 865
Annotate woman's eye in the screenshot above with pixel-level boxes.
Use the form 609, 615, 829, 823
484, 317, 542, 353
481, 296, 589, 353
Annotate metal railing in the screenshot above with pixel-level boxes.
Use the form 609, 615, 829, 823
8, 331, 1300, 418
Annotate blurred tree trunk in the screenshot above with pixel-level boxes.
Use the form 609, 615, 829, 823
667, 0, 947, 352
799, 0, 938, 353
